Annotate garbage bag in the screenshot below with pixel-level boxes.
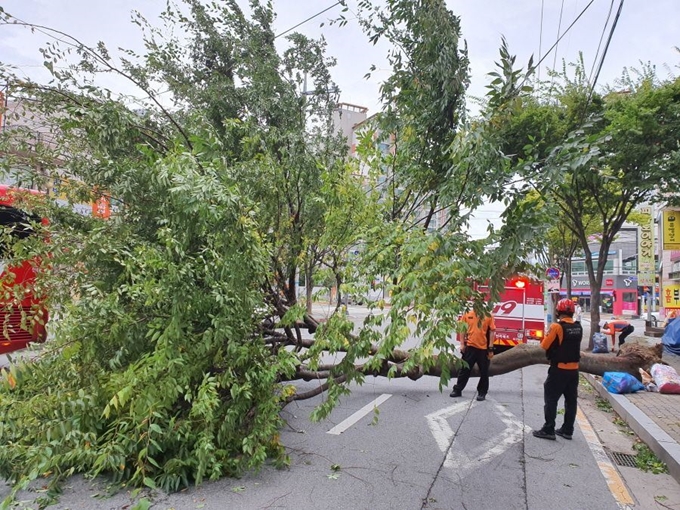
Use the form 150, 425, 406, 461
650, 363, 680, 394
592, 332, 609, 354
602, 372, 645, 394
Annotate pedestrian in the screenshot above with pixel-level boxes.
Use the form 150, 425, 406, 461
599, 319, 634, 351
450, 308, 496, 401
574, 302, 583, 323
533, 298, 583, 441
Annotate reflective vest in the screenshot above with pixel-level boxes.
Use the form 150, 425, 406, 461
547, 321, 582, 365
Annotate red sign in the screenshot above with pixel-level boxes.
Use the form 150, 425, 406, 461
605, 279, 614, 286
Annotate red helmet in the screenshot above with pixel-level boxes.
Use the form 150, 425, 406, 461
556, 299, 575, 314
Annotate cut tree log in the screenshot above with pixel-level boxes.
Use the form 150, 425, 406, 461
288, 343, 664, 402
481, 342, 665, 378
370, 343, 664, 381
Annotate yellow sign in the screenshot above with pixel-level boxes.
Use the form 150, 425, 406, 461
637, 207, 655, 287
663, 210, 680, 250
663, 283, 680, 308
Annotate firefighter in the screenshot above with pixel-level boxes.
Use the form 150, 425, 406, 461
450, 308, 496, 401
599, 319, 634, 351
533, 298, 583, 441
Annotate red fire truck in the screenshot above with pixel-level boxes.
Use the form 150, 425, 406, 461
0, 185, 49, 355
478, 275, 546, 353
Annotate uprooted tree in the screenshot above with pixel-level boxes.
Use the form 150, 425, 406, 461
0, 0, 664, 501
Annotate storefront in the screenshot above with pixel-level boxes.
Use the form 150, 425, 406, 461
561, 275, 639, 317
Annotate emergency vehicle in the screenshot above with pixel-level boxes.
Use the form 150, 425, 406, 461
0, 185, 49, 354
479, 275, 546, 353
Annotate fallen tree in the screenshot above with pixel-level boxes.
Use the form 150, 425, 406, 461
285, 336, 664, 401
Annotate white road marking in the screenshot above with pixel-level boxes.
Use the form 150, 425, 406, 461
425, 401, 470, 451
327, 393, 392, 435
426, 400, 529, 476
576, 408, 634, 508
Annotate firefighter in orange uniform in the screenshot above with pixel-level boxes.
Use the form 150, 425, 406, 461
599, 319, 634, 351
533, 299, 582, 441
450, 309, 496, 401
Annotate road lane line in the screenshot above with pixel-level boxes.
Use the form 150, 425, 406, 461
577, 408, 634, 508
327, 393, 392, 435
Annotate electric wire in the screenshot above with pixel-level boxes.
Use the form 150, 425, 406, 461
538, 0, 545, 83
585, 0, 624, 112
589, 0, 616, 85
551, 0, 566, 73
274, 1, 345, 40
589, 0, 624, 94
519, 0, 597, 90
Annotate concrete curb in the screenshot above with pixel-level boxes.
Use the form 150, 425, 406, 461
583, 373, 680, 484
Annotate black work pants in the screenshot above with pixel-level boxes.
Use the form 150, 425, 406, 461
541, 365, 579, 435
618, 325, 634, 345
453, 346, 490, 395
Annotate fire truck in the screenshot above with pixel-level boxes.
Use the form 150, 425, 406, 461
478, 275, 546, 353
0, 185, 49, 355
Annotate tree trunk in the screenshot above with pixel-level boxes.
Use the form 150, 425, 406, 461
305, 263, 314, 315
291, 343, 664, 393
566, 257, 573, 299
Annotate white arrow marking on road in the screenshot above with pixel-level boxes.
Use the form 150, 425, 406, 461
425, 401, 470, 451
327, 393, 392, 435
426, 400, 530, 476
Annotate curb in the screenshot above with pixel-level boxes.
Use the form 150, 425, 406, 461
583, 373, 680, 484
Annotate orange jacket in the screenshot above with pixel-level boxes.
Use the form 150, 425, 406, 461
462, 311, 496, 350
600, 320, 630, 337
540, 317, 579, 370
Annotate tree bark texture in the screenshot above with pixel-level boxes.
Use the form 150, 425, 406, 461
299, 343, 662, 382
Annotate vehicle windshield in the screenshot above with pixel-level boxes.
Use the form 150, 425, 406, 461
0, 204, 41, 258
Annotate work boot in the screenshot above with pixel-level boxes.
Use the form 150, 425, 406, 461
555, 428, 573, 440
532, 429, 556, 440
449, 389, 462, 398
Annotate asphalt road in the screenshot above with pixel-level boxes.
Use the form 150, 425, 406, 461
0, 305, 668, 509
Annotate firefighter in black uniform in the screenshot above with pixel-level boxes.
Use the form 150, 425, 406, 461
533, 298, 583, 440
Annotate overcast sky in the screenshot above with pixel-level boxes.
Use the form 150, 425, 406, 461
1, 0, 678, 232
2, 0, 678, 110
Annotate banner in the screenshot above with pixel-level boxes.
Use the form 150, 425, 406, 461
663, 210, 680, 250
637, 207, 655, 287
663, 283, 680, 309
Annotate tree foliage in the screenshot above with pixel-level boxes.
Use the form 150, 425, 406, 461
0, 0, 563, 502
495, 57, 680, 345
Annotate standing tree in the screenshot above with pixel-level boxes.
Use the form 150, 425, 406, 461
491, 57, 680, 347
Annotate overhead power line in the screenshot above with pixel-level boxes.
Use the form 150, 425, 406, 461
538, 0, 545, 82
525, 0, 597, 84
589, 0, 616, 85
274, 1, 345, 40
586, 0, 625, 109
551, 0, 566, 74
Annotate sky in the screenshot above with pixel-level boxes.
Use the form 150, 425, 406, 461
1, 0, 679, 232
2, 1, 678, 110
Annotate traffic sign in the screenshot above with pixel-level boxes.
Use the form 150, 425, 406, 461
546, 267, 561, 279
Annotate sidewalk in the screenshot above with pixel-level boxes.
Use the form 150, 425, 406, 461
582, 322, 680, 484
